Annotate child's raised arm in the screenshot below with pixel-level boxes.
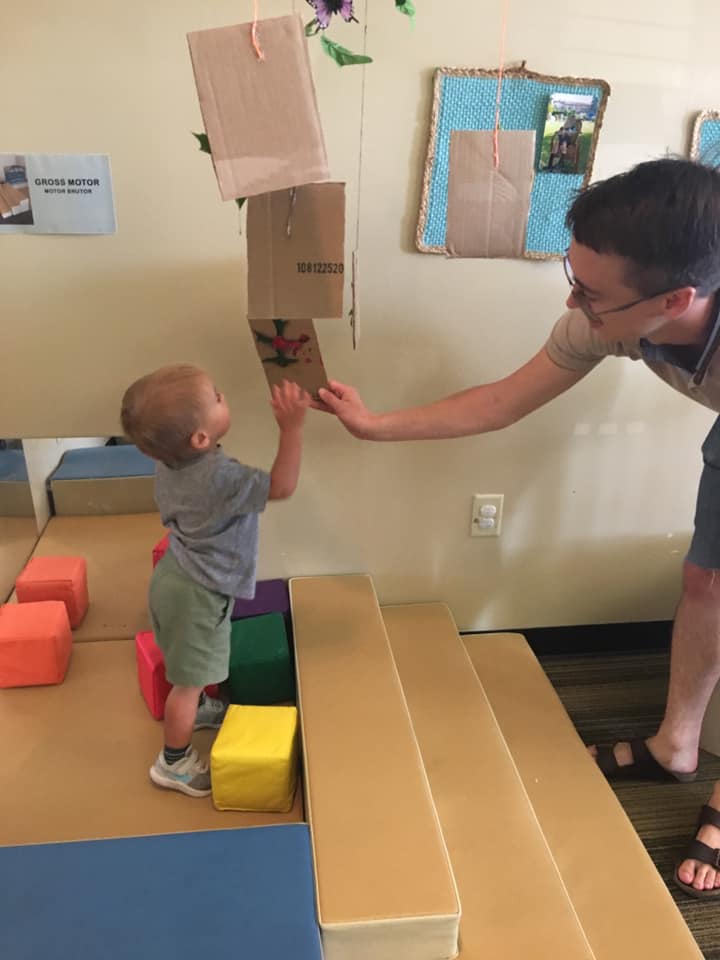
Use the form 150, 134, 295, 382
268, 380, 311, 500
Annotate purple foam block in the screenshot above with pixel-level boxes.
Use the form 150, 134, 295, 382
232, 579, 290, 621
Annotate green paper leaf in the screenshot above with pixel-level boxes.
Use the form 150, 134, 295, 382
395, 0, 416, 20
320, 35, 373, 67
192, 131, 211, 154
305, 17, 321, 36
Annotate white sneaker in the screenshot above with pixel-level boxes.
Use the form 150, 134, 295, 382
149, 747, 211, 798
194, 695, 228, 730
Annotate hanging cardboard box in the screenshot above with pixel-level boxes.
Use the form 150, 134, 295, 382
445, 130, 536, 259
187, 14, 329, 201
247, 182, 345, 320
249, 318, 328, 400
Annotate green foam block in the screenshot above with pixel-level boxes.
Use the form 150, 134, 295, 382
228, 612, 295, 705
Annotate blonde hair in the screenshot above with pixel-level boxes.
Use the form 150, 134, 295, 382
120, 364, 209, 465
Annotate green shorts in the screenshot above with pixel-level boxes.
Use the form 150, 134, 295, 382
149, 550, 232, 688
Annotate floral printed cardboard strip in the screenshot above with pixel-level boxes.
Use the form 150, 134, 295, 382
250, 318, 329, 400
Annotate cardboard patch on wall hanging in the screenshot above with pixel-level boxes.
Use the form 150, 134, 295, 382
247, 183, 345, 320
445, 130, 535, 259
250, 318, 328, 399
187, 14, 329, 200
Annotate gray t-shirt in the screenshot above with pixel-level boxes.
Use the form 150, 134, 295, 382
545, 300, 720, 414
154, 447, 270, 599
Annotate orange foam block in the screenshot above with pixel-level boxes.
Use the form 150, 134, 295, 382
15, 556, 89, 628
152, 534, 170, 568
0, 601, 72, 687
135, 631, 220, 720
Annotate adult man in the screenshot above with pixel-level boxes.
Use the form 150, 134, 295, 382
316, 158, 720, 899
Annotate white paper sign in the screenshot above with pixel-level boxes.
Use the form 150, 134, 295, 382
0, 153, 116, 234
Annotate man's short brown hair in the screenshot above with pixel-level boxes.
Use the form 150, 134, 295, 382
120, 364, 209, 466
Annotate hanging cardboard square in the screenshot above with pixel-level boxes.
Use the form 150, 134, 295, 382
445, 130, 536, 259
187, 14, 329, 201
247, 182, 345, 320
249, 318, 328, 400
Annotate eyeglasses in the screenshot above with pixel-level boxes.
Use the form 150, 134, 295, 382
563, 255, 672, 323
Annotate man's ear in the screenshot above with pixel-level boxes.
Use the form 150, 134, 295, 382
663, 286, 696, 318
189, 429, 211, 452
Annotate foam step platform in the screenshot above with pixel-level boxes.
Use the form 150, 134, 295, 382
0, 639, 304, 847
290, 575, 459, 960
211, 704, 299, 812
15, 555, 89, 628
229, 613, 294, 704
0, 601, 72, 688
232, 578, 290, 621
464, 633, 702, 960
48, 444, 156, 515
135, 631, 218, 719
0, 824, 322, 960
383, 603, 596, 959
9, 514, 165, 642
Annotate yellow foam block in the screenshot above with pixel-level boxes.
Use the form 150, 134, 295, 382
211, 704, 299, 813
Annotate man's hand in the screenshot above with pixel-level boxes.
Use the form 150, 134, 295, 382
270, 380, 311, 433
312, 380, 377, 439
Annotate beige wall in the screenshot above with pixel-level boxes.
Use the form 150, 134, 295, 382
2, 1, 718, 629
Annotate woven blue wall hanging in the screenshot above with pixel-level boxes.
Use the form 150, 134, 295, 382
417, 65, 610, 260
690, 110, 720, 167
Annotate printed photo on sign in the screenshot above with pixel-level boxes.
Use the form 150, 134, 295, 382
539, 93, 598, 174
0, 154, 116, 234
0, 155, 33, 225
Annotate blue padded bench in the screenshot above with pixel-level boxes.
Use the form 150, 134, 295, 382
0, 448, 34, 517
47, 444, 157, 516
0, 824, 323, 960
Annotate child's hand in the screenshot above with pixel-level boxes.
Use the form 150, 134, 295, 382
271, 380, 311, 432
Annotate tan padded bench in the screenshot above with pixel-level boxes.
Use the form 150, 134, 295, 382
9, 514, 164, 641
383, 603, 595, 959
465, 633, 702, 960
290, 575, 460, 960
0, 638, 304, 846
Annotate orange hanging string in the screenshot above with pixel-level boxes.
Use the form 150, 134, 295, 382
251, 0, 265, 60
492, 0, 509, 168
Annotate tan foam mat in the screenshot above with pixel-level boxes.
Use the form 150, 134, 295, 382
465, 633, 702, 960
290, 575, 460, 960
0, 517, 37, 603
383, 604, 595, 959
0, 638, 304, 846
51, 476, 156, 515
9, 513, 164, 641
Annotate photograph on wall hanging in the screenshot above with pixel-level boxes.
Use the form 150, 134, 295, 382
539, 92, 598, 174
416, 65, 610, 261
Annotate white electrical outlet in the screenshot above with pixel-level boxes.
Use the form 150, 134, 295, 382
470, 493, 504, 537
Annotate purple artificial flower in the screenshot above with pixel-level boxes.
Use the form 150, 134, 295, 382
306, 0, 358, 29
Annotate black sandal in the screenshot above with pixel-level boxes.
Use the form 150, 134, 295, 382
675, 805, 720, 899
594, 738, 697, 783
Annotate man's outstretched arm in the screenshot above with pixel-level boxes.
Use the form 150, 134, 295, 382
314, 347, 590, 441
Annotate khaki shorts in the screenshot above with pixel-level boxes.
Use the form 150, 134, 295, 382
149, 550, 231, 688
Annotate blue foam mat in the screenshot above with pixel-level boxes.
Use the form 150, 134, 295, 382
50, 444, 154, 481
0, 825, 322, 960
0, 448, 28, 482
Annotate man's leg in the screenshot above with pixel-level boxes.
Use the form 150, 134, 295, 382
595, 414, 720, 891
